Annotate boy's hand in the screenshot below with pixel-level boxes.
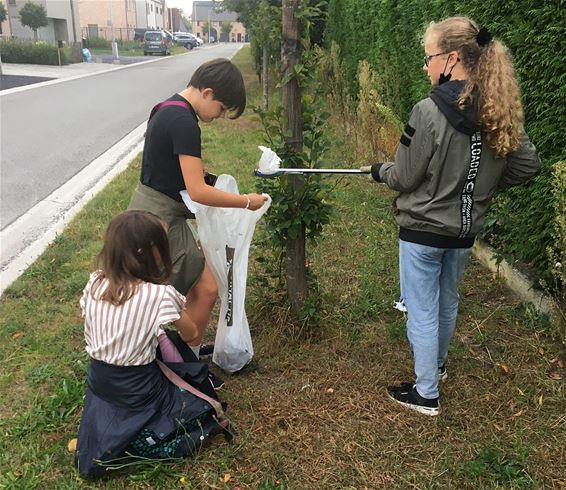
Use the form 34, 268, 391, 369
247, 193, 268, 211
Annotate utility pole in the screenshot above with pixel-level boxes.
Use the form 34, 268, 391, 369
207, 9, 211, 42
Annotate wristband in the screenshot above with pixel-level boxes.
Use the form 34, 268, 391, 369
244, 194, 250, 209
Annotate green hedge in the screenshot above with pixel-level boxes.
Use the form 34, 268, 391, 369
0, 38, 68, 65
325, 0, 566, 295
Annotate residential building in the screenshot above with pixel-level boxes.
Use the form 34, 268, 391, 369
6, 0, 80, 43
79, 0, 137, 41
192, 0, 247, 43
135, 0, 164, 30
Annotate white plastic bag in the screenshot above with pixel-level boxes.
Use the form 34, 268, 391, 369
192, 175, 271, 373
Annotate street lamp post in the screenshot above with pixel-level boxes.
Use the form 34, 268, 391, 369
207, 9, 211, 42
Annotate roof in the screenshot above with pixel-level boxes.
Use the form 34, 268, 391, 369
192, 1, 238, 22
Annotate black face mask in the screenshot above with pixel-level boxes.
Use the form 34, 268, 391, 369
438, 56, 459, 85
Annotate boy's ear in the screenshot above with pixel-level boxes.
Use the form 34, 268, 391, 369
201, 87, 214, 100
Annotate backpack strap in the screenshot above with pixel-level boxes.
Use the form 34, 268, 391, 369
148, 100, 190, 122
156, 358, 230, 428
145, 100, 191, 136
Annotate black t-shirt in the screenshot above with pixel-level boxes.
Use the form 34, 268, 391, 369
141, 94, 201, 202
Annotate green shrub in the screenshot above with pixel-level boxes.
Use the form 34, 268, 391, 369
324, 0, 566, 296
0, 38, 67, 65
83, 36, 111, 49
117, 40, 141, 50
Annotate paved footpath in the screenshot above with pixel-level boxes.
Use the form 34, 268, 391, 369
1, 61, 121, 90
2, 60, 119, 79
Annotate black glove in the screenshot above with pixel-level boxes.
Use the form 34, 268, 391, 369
370, 163, 384, 183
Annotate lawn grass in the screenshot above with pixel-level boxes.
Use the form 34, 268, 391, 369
89, 45, 189, 57
1, 45, 565, 489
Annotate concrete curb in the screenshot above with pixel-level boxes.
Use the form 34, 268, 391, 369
473, 239, 565, 334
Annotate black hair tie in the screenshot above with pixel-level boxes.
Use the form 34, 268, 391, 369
476, 27, 493, 46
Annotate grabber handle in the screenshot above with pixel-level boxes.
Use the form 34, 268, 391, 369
359, 165, 372, 173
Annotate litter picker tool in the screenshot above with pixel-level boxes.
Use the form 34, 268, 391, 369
255, 146, 372, 178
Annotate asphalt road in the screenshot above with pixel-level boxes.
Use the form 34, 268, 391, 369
0, 43, 243, 229
0, 75, 55, 90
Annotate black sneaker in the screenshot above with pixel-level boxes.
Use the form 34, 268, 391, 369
439, 364, 448, 382
387, 382, 440, 416
199, 344, 214, 359
208, 372, 225, 391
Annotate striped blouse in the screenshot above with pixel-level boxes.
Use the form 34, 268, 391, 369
80, 271, 186, 366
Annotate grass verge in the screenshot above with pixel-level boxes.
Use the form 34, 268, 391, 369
0, 45, 565, 489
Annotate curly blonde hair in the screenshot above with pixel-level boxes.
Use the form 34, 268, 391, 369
425, 17, 524, 159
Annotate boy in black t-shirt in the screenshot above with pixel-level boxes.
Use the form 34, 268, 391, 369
129, 58, 267, 361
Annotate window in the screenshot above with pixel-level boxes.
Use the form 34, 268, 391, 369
150, 4, 153, 12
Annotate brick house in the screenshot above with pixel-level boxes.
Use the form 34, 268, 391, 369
191, 0, 247, 43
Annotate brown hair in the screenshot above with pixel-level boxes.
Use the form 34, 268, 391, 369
189, 58, 246, 119
425, 17, 524, 158
92, 210, 172, 305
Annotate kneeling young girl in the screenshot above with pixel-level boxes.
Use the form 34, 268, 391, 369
75, 210, 228, 478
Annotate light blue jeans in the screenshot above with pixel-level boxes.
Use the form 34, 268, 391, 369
399, 240, 472, 399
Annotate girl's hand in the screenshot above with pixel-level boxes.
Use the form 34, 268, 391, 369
246, 193, 268, 211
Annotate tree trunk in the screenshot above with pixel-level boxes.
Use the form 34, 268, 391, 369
281, 0, 306, 319
33, 30, 38, 41
262, 44, 269, 111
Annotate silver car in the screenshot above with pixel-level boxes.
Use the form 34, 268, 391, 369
142, 31, 171, 56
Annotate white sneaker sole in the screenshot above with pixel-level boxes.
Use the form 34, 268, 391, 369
387, 391, 440, 416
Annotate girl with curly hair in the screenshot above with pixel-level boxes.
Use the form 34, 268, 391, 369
369, 16, 541, 415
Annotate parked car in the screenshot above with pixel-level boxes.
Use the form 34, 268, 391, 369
195, 36, 204, 46
142, 30, 171, 56
173, 32, 198, 49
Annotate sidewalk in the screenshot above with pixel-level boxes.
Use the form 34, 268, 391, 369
1, 61, 118, 79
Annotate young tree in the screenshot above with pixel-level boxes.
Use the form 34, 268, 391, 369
281, 0, 306, 317
250, 0, 280, 109
220, 21, 232, 41
0, 2, 7, 35
19, 1, 48, 41
201, 20, 211, 41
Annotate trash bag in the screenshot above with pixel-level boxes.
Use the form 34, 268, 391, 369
192, 175, 271, 373
82, 48, 93, 63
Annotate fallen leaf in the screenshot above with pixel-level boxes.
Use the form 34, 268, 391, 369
549, 357, 558, 364
512, 409, 524, 418
222, 473, 231, 483
11, 331, 24, 339
494, 423, 502, 431
179, 476, 187, 484
326, 388, 334, 393
549, 372, 563, 380
497, 363, 510, 375
537, 394, 544, 406
538, 347, 545, 356
67, 438, 77, 452
558, 359, 566, 369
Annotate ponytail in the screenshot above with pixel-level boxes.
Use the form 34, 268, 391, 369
426, 17, 524, 158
